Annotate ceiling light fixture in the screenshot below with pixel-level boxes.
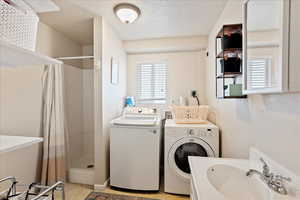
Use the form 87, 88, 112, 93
114, 3, 141, 24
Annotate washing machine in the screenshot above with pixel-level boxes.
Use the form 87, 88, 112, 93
110, 107, 162, 191
164, 119, 219, 195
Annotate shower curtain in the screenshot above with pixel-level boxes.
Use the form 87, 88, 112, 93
40, 64, 68, 185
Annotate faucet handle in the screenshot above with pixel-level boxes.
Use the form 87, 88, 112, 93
260, 158, 268, 166
268, 174, 291, 195
275, 175, 292, 182
260, 158, 270, 175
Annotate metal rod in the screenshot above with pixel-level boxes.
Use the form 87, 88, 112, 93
56, 56, 94, 60
0, 176, 17, 195
0, 176, 16, 183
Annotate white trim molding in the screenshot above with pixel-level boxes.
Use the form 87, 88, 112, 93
94, 179, 110, 191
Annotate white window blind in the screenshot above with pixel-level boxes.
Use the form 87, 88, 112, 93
248, 58, 271, 89
136, 63, 167, 104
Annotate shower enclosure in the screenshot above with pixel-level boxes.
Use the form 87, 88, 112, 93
61, 45, 95, 185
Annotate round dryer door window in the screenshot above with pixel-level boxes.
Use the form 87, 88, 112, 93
174, 142, 208, 174
168, 137, 215, 181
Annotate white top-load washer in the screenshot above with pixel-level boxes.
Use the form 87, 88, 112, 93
164, 119, 219, 195
110, 107, 162, 191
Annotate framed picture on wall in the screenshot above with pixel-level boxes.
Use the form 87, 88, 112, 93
111, 57, 119, 85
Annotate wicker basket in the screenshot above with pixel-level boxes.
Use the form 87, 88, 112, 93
0, 0, 39, 51
170, 105, 210, 124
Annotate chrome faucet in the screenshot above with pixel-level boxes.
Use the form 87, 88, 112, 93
246, 158, 292, 195
246, 158, 271, 179
246, 169, 261, 176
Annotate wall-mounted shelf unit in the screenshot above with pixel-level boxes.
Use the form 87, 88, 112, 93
0, 40, 62, 67
215, 24, 247, 99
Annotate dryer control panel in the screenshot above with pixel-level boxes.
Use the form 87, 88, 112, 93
164, 119, 219, 139
187, 128, 217, 137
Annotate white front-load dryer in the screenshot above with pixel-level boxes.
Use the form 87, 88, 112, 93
164, 119, 219, 195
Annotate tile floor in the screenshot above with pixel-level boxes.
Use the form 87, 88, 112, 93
58, 183, 189, 200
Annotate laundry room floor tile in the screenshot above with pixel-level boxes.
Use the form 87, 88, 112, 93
55, 183, 189, 200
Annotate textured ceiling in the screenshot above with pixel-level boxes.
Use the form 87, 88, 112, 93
39, 0, 228, 43
71, 0, 228, 40
38, 0, 94, 45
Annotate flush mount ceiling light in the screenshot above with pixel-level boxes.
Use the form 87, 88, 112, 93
114, 3, 141, 24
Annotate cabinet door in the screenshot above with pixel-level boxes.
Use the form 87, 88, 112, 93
243, 0, 289, 94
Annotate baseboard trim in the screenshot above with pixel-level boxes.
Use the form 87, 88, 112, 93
94, 179, 110, 190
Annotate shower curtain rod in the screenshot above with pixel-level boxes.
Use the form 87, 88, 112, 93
56, 56, 94, 60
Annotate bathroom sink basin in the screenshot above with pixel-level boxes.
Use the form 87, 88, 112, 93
207, 164, 270, 200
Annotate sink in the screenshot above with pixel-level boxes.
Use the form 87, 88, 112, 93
207, 164, 270, 200
189, 153, 300, 200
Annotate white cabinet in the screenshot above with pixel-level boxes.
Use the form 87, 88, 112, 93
190, 178, 198, 200
243, 0, 300, 94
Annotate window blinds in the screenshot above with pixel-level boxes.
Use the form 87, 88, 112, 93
136, 63, 167, 103
248, 58, 271, 89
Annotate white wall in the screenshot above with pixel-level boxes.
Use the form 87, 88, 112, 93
64, 63, 94, 166
0, 66, 43, 137
127, 51, 207, 106
93, 17, 103, 186
124, 36, 207, 54
81, 44, 95, 161
82, 69, 94, 160
0, 22, 84, 184
94, 18, 127, 185
206, 0, 300, 176
63, 64, 84, 164
0, 22, 83, 138
0, 143, 42, 185
36, 22, 83, 68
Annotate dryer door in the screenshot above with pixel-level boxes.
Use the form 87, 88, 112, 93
168, 137, 215, 181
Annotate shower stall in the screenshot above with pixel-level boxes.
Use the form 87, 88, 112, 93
61, 45, 95, 185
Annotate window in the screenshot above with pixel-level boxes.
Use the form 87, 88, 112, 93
248, 58, 272, 89
136, 63, 167, 104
